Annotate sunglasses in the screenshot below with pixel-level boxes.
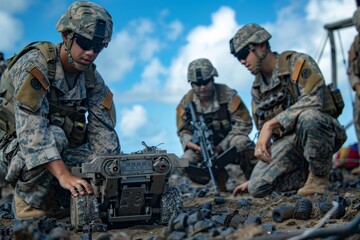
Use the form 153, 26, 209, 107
75, 35, 106, 53
235, 46, 250, 61
192, 78, 212, 87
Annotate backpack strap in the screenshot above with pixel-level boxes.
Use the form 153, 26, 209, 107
36, 42, 57, 81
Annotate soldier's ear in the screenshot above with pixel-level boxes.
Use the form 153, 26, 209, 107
61, 31, 70, 41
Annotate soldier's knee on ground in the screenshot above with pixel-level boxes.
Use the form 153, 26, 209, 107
248, 179, 274, 198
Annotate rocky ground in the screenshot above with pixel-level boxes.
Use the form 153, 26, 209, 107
1, 164, 360, 239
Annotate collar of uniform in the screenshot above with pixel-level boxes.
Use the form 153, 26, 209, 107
52, 63, 87, 101
254, 54, 282, 93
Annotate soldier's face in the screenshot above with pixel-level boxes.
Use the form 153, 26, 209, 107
192, 79, 214, 99
71, 36, 99, 65
239, 45, 263, 75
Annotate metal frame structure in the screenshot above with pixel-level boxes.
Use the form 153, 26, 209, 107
324, 18, 354, 87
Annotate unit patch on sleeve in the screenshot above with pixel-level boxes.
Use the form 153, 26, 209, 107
29, 66, 50, 90
16, 66, 49, 112
102, 89, 113, 110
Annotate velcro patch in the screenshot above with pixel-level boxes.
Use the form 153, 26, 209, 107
176, 104, 185, 117
102, 89, 113, 110
29, 66, 49, 90
298, 63, 323, 94
229, 95, 242, 112
291, 59, 305, 82
301, 68, 312, 79
16, 74, 46, 112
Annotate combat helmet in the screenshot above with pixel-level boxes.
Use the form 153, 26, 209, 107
230, 23, 271, 57
353, 7, 360, 31
56, 1, 113, 47
187, 58, 218, 83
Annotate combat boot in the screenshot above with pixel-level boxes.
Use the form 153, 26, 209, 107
13, 194, 45, 220
297, 172, 329, 196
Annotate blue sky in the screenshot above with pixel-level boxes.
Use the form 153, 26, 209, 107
0, 0, 358, 156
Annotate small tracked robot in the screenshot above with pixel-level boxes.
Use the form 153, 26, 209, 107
70, 142, 187, 230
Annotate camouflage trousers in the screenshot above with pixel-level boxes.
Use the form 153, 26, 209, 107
0, 125, 94, 209
248, 109, 347, 198
182, 134, 257, 183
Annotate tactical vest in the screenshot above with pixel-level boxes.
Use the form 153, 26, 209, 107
0, 41, 96, 147
181, 84, 232, 146
256, 51, 344, 130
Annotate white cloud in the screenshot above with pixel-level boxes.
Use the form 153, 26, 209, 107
166, 20, 183, 40
97, 18, 162, 83
306, 0, 356, 23
0, 12, 23, 50
97, 31, 137, 82
116, 6, 250, 120
116, 58, 168, 102
119, 105, 147, 137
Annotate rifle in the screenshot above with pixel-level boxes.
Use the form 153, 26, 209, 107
187, 101, 220, 195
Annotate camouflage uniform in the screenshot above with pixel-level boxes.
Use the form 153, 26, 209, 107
176, 58, 257, 185
230, 24, 347, 197
0, 1, 120, 210
348, 7, 360, 163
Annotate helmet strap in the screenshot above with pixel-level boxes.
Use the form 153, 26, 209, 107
64, 32, 91, 71
250, 44, 269, 74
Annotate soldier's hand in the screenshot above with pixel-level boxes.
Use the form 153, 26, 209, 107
255, 118, 280, 163
45, 159, 94, 197
215, 145, 223, 155
255, 127, 272, 162
58, 172, 94, 197
186, 141, 201, 153
232, 181, 249, 196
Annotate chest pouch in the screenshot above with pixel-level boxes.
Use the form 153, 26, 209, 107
49, 102, 88, 148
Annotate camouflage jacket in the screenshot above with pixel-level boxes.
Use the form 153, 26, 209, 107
252, 51, 325, 136
176, 83, 253, 151
348, 34, 360, 89
5, 43, 120, 170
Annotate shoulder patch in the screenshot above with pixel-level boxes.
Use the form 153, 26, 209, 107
291, 59, 305, 82
102, 89, 113, 110
229, 95, 242, 112
29, 66, 50, 90
176, 104, 185, 117
16, 73, 46, 112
